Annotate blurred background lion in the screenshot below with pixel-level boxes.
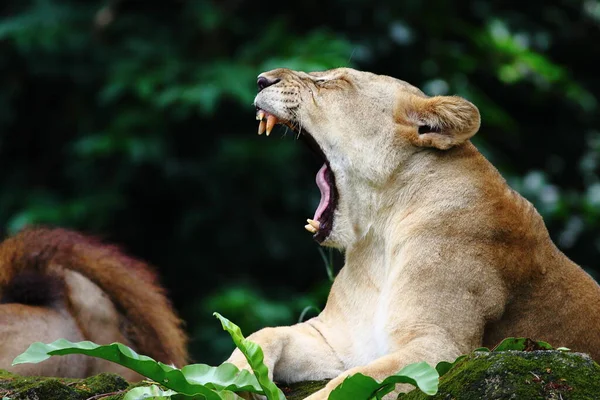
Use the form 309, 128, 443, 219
0, 227, 187, 380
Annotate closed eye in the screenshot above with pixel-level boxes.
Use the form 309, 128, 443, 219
314, 77, 344, 88
313, 75, 337, 84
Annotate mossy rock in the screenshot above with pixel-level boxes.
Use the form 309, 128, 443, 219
0, 369, 327, 399
403, 350, 600, 400
0, 369, 129, 399
279, 380, 328, 400
1, 350, 598, 399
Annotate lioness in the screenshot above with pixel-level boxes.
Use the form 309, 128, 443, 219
226, 68, 600, 399
0, 227, 188, 380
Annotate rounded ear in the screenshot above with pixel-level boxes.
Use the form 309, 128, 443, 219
407, 95, 481, 150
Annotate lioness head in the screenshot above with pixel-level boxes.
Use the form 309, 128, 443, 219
254, 68, 481, 248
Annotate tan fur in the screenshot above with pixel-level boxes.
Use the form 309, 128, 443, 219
0, 227, 188, 380
226, 68, 600, 399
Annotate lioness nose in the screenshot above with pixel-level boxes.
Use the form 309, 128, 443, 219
257, 76, 281, 92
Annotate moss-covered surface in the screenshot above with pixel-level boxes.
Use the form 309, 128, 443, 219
1, 351, 598, 399
403, 350, 600, 400
0, 369, 130, 399
278, 380, 328, 400
0, 369, 327, 399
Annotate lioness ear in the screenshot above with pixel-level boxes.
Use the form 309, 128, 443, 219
407, 95, 481, 150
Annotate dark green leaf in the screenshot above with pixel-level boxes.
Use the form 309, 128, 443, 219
329, 361, 439, 399
13, 340, 262, 398
492, 337, 553, 352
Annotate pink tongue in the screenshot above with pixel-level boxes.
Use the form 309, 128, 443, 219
314, 163, 330, 221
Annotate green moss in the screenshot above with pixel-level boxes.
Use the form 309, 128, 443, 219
278, 380, 328, 400
76, 373, 129, 394
0, 370, 129, 400
403, 350, 600, 400
9, 379, 82, 400
2, 351, 597, 399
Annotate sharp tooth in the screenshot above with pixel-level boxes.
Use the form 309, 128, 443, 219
256, 110, 265, 121
266, 114, 278, 136
305, 224, 317, 234
307, 219, 320, 230
258, 120, 266, 135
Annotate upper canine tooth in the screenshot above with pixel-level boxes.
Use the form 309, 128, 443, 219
256, 110, 265, 121
258, 120, 266, 135
266, 114, 278, 136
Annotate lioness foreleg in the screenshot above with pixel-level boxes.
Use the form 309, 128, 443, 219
225, 319, 345, 384
304, 333, 462, 400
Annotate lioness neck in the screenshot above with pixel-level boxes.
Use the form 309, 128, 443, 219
343, 141, 545, 280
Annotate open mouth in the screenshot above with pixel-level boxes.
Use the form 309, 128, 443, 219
255, 109, 338, 243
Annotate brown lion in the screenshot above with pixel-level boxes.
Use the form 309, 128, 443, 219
0, 226, 188, 380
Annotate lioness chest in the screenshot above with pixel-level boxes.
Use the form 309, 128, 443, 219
318, 254, 417, 368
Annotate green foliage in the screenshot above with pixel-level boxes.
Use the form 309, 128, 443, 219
9, 326, 580, 399
214, 313, 286, 400
13, 334, 573, 399
123, 386, 177, 400
123, 386, 245, 400
12, 339, 262, 399
11, 316, 443, 399
491, 337, 553, 352
330, 363, 439, 399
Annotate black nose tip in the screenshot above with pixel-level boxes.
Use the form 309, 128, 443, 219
257, 76, 281, 92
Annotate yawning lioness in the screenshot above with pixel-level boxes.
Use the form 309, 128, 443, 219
227, 68, 600, 399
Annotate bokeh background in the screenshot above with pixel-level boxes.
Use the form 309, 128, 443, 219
1, 0, 600, 365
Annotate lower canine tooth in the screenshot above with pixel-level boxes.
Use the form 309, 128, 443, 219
258, 120, 266, 135
305, 224, 317, 234
307, 219, 320, 230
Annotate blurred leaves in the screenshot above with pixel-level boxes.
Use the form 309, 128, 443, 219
192, 283, 330, 365
481, 19, 596, 111
1, 0, 599, 364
